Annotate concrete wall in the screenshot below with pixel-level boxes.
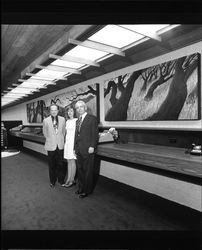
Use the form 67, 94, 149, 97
1, 103, 27, 123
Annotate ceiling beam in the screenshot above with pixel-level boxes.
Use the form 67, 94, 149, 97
16, 88, 41, 92
3, 95, 29, 98
49, 53, 100, 67
12, 84, 42, 90
2, 96, 23, 100
2, 92, 30, 95
68, 38, 125, 57
19, 25, 95, 85
18, 78, 54, 83
18, 79, 56, 85
36, 65, 81, 74
26, 73, 68, 81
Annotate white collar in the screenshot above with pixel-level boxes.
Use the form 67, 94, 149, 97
80, 112, 87, 121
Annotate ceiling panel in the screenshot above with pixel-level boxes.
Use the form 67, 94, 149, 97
2, 24, 78, 89
1, 24, 202, 109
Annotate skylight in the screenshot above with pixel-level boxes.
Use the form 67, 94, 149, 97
10, 88, 35, 94
89, 25, 144, 48
119, 24, 169, 37
66, 46, 108, 61
2, 24, 181, 107
34, 69, 66, 79
51, 59, 85, 69
20, 81, 47, 88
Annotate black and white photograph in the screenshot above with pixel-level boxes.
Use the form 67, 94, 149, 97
1, 23, 202, 250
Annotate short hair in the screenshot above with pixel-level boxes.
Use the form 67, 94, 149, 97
49, 104, 59, 111
75, 100, 87, 111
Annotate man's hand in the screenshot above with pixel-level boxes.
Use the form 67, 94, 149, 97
88, 147, 94, 154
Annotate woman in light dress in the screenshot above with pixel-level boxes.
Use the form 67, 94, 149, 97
62, 106, 77, 187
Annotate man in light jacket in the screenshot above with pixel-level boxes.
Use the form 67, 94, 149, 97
43, 104, 66, 187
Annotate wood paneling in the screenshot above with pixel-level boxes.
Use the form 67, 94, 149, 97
2, 25, 90, 91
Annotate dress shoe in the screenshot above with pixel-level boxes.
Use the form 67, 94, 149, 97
75, 190, 82, 195
79, 193, 88, 198
62, 182, 73, 188
50, 183, 55, 188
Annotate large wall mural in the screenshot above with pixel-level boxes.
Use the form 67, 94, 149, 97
27, 52, 201, 124
104, 53, 200, 121
27, 83, 99, 123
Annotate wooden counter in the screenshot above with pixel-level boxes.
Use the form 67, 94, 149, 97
10, 131, 202, 178
9, 131, 45, 144
97, 143, 202, 178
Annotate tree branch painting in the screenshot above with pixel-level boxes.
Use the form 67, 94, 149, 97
26, 100, 43, 123
104, 53, 200, 121
27, 83, 98, 122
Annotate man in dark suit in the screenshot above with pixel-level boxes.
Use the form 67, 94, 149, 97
74, 100, 99, 198
43, 104, 66, 188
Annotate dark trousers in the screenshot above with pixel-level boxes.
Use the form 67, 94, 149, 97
47, 147, 65, 185
76, 153, 95, 194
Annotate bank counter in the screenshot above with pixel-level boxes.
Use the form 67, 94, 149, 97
9, 126, 202, 211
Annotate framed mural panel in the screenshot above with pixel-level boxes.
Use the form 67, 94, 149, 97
26, 100, 43, 123
104, 53, 201, 122
26, 83, 99, 123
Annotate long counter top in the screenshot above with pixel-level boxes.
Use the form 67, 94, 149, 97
9, 131, 45, 144
97, 143, 202, 178
10, 131, 202, 178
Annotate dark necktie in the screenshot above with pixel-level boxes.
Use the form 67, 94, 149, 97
53, 118, 58, 134
77, 116, 82, 132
